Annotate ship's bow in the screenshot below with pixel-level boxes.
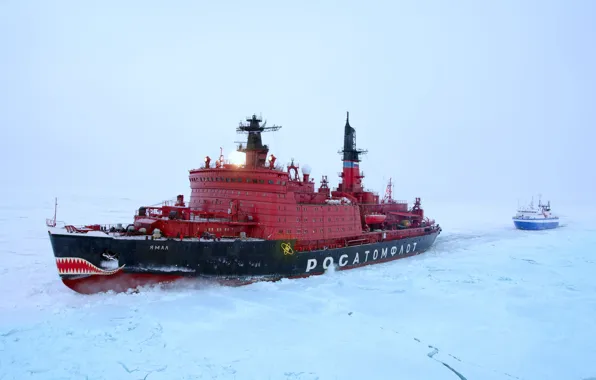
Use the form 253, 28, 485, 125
47, 229, 138, 294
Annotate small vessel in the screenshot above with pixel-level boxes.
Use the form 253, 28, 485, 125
512, 197, 559, 230
46, 112, 441, 294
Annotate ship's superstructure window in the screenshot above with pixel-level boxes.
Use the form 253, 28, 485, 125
193, 176, 288, 186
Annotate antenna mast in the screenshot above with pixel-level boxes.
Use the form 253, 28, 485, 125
235, 114, 282, 168
383, 178, 394, 203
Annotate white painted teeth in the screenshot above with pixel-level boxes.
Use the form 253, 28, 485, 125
55, 257, 125, 276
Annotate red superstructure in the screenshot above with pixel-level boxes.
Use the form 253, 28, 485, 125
129, 113, 436, 252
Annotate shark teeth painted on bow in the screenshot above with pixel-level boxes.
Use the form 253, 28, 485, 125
55, 257, 125, 276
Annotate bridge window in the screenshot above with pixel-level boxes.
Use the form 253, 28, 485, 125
268, 180, 274, 184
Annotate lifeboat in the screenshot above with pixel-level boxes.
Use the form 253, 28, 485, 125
365, 213, 387, 224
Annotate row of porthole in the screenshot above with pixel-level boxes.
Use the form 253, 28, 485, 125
191, 176, 287, 186
295, 206, 353, 212
279, 227, 353, 234
192, 189, 287, 198
294, 217, 354, 222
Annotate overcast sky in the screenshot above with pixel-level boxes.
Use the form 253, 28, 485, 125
2, 0, 595, 207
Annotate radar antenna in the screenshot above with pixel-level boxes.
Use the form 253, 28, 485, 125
235, 114, 281, 168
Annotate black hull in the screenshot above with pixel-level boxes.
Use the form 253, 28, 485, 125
47, 228, 440, 294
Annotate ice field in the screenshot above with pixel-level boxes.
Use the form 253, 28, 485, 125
1, 195, 595, 380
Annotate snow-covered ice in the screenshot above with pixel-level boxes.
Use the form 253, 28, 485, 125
1, 196, 595, 379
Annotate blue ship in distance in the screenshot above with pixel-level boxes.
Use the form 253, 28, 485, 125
512, 197, 559, 230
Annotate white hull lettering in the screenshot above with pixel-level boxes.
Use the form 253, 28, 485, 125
322, 256, 334, 269
150, 245, 169, 251
339, 254, 348, 267
304, 240, 423, 272
306, 259, 317, 273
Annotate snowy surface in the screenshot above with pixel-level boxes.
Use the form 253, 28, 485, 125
1, 196, 596, 379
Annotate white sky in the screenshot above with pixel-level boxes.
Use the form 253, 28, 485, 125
2, 0, 595, 206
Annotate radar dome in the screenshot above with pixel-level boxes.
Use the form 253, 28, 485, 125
302, 164, 312, 175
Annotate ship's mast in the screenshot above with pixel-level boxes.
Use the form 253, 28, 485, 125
337, 112, 367, 193
46, 197, 57, 227
383, 178, 394, 203
236, 114, 281, 168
